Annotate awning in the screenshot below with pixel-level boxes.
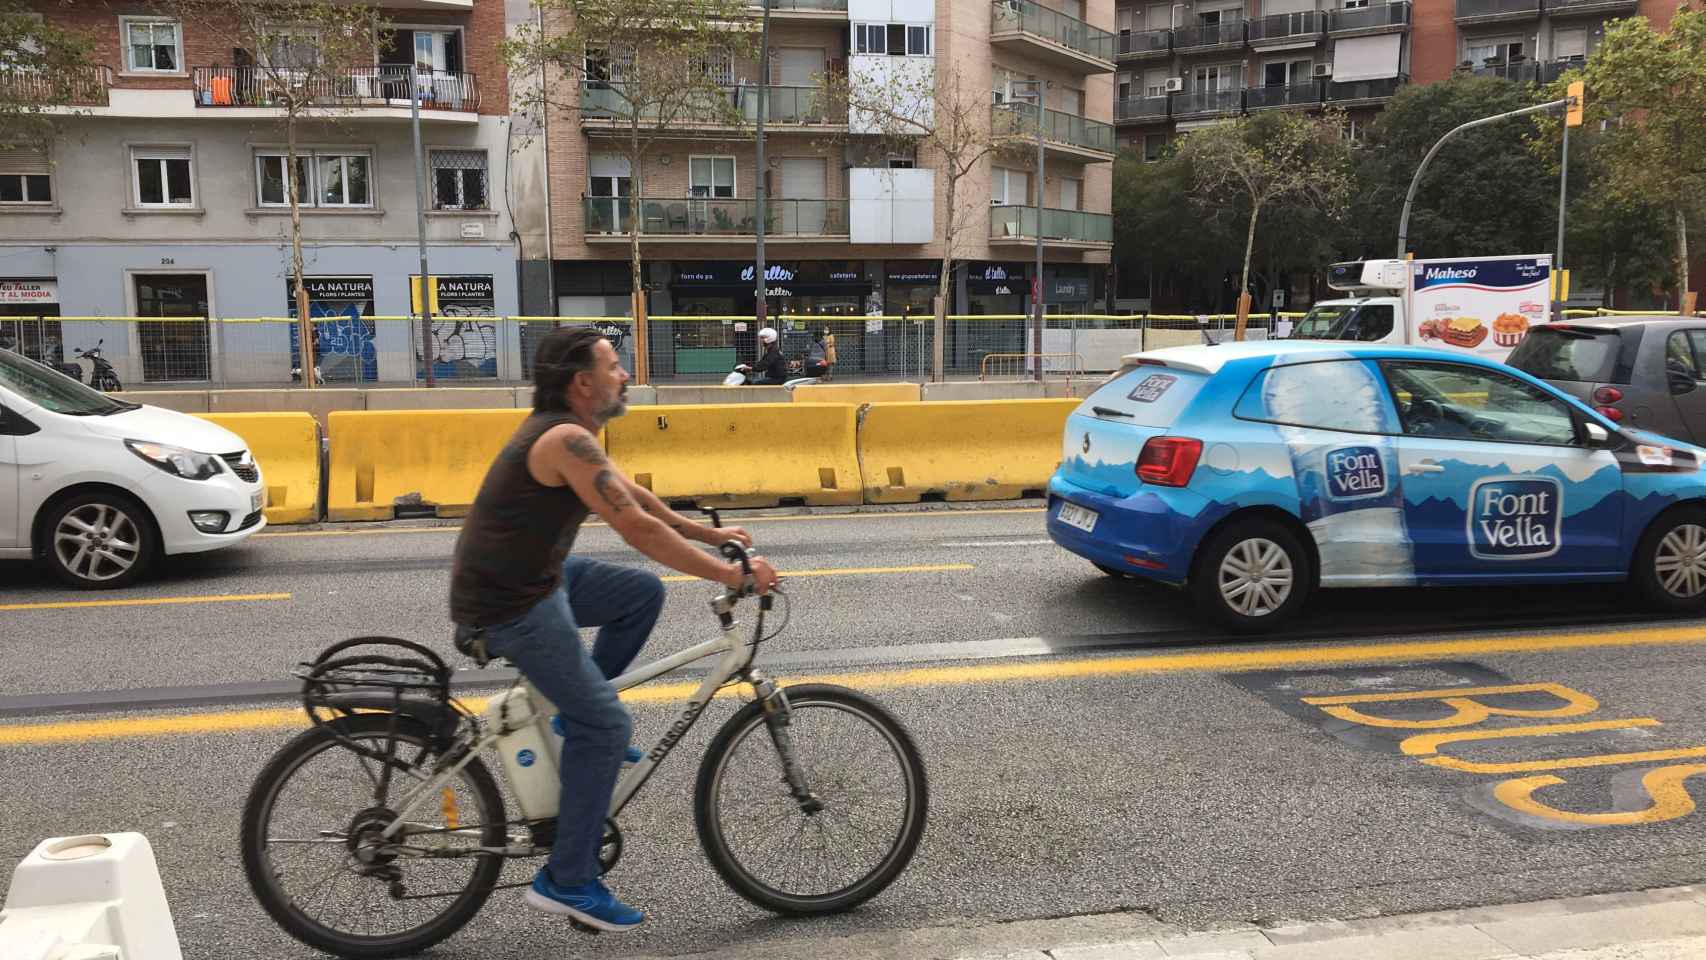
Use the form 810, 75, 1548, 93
1332, 34, 1402, 82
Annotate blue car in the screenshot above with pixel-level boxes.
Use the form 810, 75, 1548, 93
1047, 340, 1706, 632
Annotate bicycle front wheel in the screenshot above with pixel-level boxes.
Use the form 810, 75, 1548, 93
240, 714, 506, 959
694, 683, 928, 914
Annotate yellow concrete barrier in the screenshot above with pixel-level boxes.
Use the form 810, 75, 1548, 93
606, 404, 861, 507
327, 409, 527, 521
857, 399, 1080, 503
196, 413, 321, 524
790, 382, 921, 404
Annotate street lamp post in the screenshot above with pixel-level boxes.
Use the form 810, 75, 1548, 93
754, 0, 772, 330
1013, 79, 1048, 382
410, 64, 435, 386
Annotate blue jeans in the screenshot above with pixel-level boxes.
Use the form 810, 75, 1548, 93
481, 556, 665, 886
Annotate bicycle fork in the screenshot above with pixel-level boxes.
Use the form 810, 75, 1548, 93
745, 670, 823, 814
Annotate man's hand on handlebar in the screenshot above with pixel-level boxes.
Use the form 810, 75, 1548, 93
722, 555, 779, 595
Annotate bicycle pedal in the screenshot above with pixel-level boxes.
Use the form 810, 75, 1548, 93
567, 919, 601, 936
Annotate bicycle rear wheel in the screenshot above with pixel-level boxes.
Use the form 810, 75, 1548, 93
694, 683, 928, 914
240, 715, 506, 959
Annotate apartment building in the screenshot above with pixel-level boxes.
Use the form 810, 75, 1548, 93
532, 0, 1117, 375
1113, 0, 1684, 161
0, 0, 519, 386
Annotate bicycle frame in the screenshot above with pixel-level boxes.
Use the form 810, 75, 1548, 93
377, 595, 771, 843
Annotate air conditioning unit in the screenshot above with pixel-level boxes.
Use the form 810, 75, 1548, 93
1313, 63, 1333, 77
1164, 77, 1184, 92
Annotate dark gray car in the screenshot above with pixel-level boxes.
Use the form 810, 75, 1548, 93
1505, 316, 1706, 444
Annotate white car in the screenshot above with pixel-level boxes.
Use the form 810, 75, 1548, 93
0, 348, 266, 588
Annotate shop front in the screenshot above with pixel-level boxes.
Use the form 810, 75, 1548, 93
960, 263, 1031, 373
667, 260, 873, 375
287, 276, 378, 384
410, 274, 499, 380
0, 279, 63, 366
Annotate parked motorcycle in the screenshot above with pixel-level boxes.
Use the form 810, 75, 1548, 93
62, 340, 123, 392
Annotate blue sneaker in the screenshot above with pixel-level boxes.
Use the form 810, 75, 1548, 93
551, 714, 643, 764
525, 871, 645, 931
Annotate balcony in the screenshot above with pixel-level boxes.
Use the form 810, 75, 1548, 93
1328, 1, 1411, 36
580, 83, 845, 134
1325, 74, 1406, 104
746, 0, 848, 19
1246, 82, 1325, 110
0, 65, 113, 108
1454, 0, 1540, 25
989, 205, 1113, 248
190, 66, 479, 115
1117, 28, 1172, 60
990, 0, 1117, 73
1248, 10, 1325, 47
992, 102, 1116, 162
1115, 95, 1171, 124
1466, 58, 1580, 84
1172, 88, 1244, 119
584, 197, 850, 241
1545, 0, 1637, 14
1172, 19, 1247, 53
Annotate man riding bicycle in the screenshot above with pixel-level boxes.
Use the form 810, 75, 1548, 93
449, 327, 779, 931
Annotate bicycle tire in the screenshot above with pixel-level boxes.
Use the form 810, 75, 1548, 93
693, 683, 928, 915
240, 714, 506, 959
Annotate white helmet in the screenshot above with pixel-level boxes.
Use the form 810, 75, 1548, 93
757, 327, 778, 343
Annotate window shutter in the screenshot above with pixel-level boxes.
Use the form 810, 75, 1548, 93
0, 150, 50, 176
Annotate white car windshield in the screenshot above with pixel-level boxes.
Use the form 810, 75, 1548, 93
0, 348, 133, 416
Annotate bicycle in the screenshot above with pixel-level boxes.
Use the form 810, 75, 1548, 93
239, 532, 929, 959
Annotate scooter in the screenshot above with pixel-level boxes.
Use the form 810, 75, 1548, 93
61, 340, 123, 391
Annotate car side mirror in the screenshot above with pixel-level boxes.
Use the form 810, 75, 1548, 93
1670, 372, 1697, 396
1583, 421, 1613, 448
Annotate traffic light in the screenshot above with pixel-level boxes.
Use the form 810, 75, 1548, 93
1565, 80, 1585, 127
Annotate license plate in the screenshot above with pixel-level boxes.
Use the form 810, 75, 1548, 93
251, 491, 264, 514
1058, 502, 1098, 533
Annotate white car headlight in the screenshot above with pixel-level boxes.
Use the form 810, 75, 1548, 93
125, 439, 224, 481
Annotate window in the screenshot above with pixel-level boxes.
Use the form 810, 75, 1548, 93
0, 151, 52, 204
123, 18, 181, 73
134, 274, 211, 382
583, 44, 633, 87
1666, 331, 1700, 381
689, 156, 735, 198
1195, 64, 1235, 91
1468, 38, 1524, 63
1117, 74, 1131, 100
431, 150, 488, 210
132, 147, 194, 207
1142, 133, 1167, 162
888, 157, 915, 168
1060, 176, 1081, 211
254, 150, 371, 208
1343, 0, 1369, 8
1344, 117, 1365, 141
854, 23, 929, 56
1263, 58, 1311, 86
261, 27, 320, 70
990, 166, 1029, 205
587, 154, 632, 232
1235, 360, 1398, 434
690, 50, 734, 84
907, 25, 932, 55
1553, 27, 1587, 61
1348, 304, 1393, 341
1382, 361, 1579, 446
1144, 69, 1169, 98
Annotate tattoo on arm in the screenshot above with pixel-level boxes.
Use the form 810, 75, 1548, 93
563, 433, 609, 466
593, 469, 634, 513
640, 495, 691, 534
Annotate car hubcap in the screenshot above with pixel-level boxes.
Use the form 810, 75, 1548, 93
1218, 538, 1293, 617
1655, 524, 1706, 599
54, 504, 140, 582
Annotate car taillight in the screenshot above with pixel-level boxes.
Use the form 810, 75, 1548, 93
1597, 405, 1625, 422
1136, 437, 1203, 487
1593, 386, 1623, 405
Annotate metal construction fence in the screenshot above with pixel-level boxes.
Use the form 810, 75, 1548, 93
32, 310, 1678, 390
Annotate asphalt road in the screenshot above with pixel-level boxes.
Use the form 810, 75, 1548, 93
6, 503, 1706, 960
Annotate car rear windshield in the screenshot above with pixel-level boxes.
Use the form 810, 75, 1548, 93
1084, 363, 1210, 427
1505, 326, 1631, 384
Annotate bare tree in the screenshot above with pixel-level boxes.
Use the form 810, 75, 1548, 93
1176, 109, 1352, 338
150, 0, 386, 387
0, 0, 99, 152
824, 63, 1020, 364
504, 0, 760, 380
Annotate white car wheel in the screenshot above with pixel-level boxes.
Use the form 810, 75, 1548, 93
45, 493, 156, 589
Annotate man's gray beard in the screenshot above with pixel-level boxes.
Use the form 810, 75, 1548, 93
599, 395, 628, 420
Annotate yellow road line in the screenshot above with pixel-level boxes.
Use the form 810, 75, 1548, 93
10, 623, 1706, 746
0, 593, 292, 613
254, 507, 1047, 538
661, 563, 974, 582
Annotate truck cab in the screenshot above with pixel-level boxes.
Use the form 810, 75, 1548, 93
1290, 296, 1402, 343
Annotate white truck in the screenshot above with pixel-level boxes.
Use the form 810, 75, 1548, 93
1289, 255, 1554, 362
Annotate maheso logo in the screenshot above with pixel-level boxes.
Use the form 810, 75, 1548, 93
1325, 446, 1386, 500
1468, 477, 1562, 560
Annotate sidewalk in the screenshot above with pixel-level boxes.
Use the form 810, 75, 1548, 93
961, 886, 1706, 960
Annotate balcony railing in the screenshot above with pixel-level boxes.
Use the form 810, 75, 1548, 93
1115, 95, 1171, 121
191, 66, 479, 111
1454, 0, 1540, 19
1325, 74, 1406, 102
581, 82, 843, 126
1172, 19, 1247, 50
1246, 82, 1325, 109
990, 0, 1117, 63
1118, 28, 1172, 57
992, 102, 1115, 154
1467, 58, 1580, 83
585, 197, 849, 237
1328, 1, 1411, 32
989, 205, 1113, 244
747, 0, 847, 11
0, 64, 113, 107
1248, 10, 1324, 43
1545, 0, 1637, 13
1172, 88, 1244, 116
